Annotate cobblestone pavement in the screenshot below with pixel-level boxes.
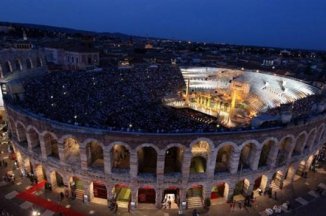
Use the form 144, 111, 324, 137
0, 137, 325, 216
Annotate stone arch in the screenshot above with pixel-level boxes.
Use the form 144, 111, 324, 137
4, 61, 12, 73
306, 129, 317, 150
36, 57, 43, 67
190, 137, 214, 153
110, 142, 131, 172
63, 136, 81, 166
138, 185, 156, 204
215, 142, 236, 173
317, 125, 325, 146
186, 184, 203, 206
84, 139, 104, 170
26, 58, 33, 69
164, 144, 185, 174
49, 170, 65, 189
294, 131, 307, 155
276, 135, 295, 166
8, 117, 16, 137
26, 126, 41, 151
258, 138, 277, 168
239, 140, 260, 170
137, 144, 158, 175
15, 121, 27, 143
315, 124, 324, 147
210, 182, 229, 201
233, 178, 250, 196
253, 175, 268, 192
14, 59, 22, 71
190, 156, 207, 173
42, 131, 59, 159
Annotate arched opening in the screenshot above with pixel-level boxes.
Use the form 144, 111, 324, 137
15, 59, 22, 71
296, 160, 306, 178
305, 130, 316, 151
111, 144, 130, 173
253, 175, 268, 196
92, 181, 107, 200
27, 128, 41, 153
276, 137, 293, 166
186, 185, 203, 208
113, 184, 131, 208
34, 164, 46, 182
190, 156, 206, 173
36, 57, 43, 67
16, 123, 27, 146
49, 171, 64, 192
190, 141, 210, 174
64, 138, 80, 166
164, 146, 183, 174
233, 179, 250, 197
9, 119, 16, 138
293, 133, 306, 155
211, 182, 228, 203
162, 187, 180, 209
69, 176, 84, 200
26, 58, 33, 69
215, 144, 233, 173
4, 61, 12, 73
239, 143, 256, 170
43, 133, 59, 159
271, 170, 283, 189
86, 141, 104, 171
138, 186, 155, 204
258, 140, 274, 168
137, 146, 157, 175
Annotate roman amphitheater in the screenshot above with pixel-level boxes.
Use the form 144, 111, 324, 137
1, 49, 326, 210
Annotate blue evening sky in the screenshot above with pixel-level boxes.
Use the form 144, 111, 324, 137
1, 0, 325, 50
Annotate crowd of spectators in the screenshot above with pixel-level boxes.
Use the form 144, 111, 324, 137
11, 64, 322, 133
21, 64, 219, 132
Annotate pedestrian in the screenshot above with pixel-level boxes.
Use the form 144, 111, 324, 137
238, 202, 242, 210
114, 202, 118, 213
232, 202, 236, 210
229, 202, 233, 211
274, 191, 277, 200
168, 200, 171, 209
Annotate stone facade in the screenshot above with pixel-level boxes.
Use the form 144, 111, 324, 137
6, 103, 326, 208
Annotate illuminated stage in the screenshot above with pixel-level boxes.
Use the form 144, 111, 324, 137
164, 67, 318, 128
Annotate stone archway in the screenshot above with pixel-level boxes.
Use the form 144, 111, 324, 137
137, 146, 157, 175
210, 182, 229, 202
138, 186, 156, 204
113, 184, 131, 208
43, 133, 59, 159
15, 59, 22, 71
86, 141, 104, 171
293, 132, 307, 155
27, 127, 41, 152
64, 137, 81, 166
164, 146, 183, 174
190, 140, 210, 174
276, 136, 294, 166
111, 143, 130, 172
215, 144, 234, 173
16, 122, 27, 144
258, 140, 275, 168
26, 58, 33, 69
239, 142, 258, 170
186, 185, 203, 208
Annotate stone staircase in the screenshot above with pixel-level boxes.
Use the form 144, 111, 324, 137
187, 196, 203, 209
75, 188, 84, 200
